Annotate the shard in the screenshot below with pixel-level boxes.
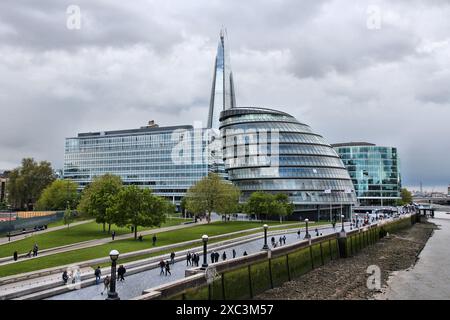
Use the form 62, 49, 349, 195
207, 29, 236, 129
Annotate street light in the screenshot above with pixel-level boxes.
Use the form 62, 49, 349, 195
106, 249, 120, 300
201, 235, 209, 269
304, 218, 311, 239
341, 214, 345, 232
262, 224, 269, 250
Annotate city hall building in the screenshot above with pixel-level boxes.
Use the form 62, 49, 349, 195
332, 142, 401, 206
219, 107, 357, 220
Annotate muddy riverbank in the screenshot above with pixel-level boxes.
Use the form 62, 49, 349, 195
256, 220, 436, 300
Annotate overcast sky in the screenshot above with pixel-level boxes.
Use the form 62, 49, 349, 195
0, 0, 449, 191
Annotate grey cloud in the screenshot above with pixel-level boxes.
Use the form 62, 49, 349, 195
0, 0, 449, 191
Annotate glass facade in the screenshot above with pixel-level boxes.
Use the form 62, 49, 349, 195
332, 143, 401, 206
63, 125, 209, 209
207, 29, 236, 129
220, 107, 357, 219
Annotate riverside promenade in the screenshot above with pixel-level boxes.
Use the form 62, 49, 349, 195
48, 223, 351, 300
376, 209, 450, 300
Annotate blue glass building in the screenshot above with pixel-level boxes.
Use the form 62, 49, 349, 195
220, 107, 357, 219
332, 142, 401, 206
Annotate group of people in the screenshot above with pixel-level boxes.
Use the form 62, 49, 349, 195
92, 265, 127, 295
271, 235, 287, 248
61, 268, 81, 285
185, 251, 200, 266
159, 260, 172, 276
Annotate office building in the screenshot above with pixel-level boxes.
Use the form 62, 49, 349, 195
332, 142, 401, 206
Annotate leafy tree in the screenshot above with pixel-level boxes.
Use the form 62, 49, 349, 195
109, 185, 172, 239
77, 174, 123, 232
36, 179, 79, 210
244, 192, 294, 221
185, 173, 240, 223
399, 188, 413, 205
64, 206, 74, 228
215, 183, 241, 221
274, 193, 295, 222
243, 191, 273, 220
7, 158, 55, 210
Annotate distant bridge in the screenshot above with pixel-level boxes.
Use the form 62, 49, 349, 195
413, 196, 450, 206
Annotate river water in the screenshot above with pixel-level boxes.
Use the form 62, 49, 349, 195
376, 207, 450, 300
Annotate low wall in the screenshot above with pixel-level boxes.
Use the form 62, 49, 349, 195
136, 214, 416, 300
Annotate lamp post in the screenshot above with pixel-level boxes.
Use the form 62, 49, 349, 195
106, 249, 120, 300
304, 218, 311, 239
201, 235, 209, 269
341, 214, 345, 232
262, 224, 269, 250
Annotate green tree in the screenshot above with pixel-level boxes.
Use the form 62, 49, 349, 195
109, 185, 171, 239
274, 193, 294, 222
243, 191, 273, 220
7, 158, 55, 210
77, 174, 123, 232
215, 183, 241, 221
64, 206, 74, 228
244, 192, 294, 221
399, 188, 413, 205
36, 179, 79, 210
185, 173, 240, 223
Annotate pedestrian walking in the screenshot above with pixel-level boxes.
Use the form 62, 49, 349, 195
62, 271, 69, 284
210, 251, 215, 263
297, 230, 301, 238
222, 251, 227, 261
117, 265, 126, 281
152, 235, 157, 246
232, 249, 236, 259
315, 228, 319, 237
165, 261, 171, 276
32, 243, 38, 257
279, 236, 283, 246
186, 251, 192, 266
13, 251, 18, 261
215, 251, 220, 263
111, 231, 116, 241
101, 276, 110, 295
193, 254, 198, 267
332, 221, 336, 230
94, 266, 102, 284
159, 260, 166, 276
283, 235, 287, 244
170, 252, 175, 265
138, 234, 143, 242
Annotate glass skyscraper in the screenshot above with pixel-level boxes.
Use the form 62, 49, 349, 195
63, 122, 209, 210
220, 107, 357, 219
207, 28, 236, 130
332, 142, 401, 206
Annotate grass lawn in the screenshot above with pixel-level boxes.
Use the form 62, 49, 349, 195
0, 217, 186, 258
0, 220, 326, 277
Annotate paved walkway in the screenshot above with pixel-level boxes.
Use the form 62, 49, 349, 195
0, 219, 95, 245
377, 210, 450, 299
47, 224, 348, 300
0, 219, 206, 267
